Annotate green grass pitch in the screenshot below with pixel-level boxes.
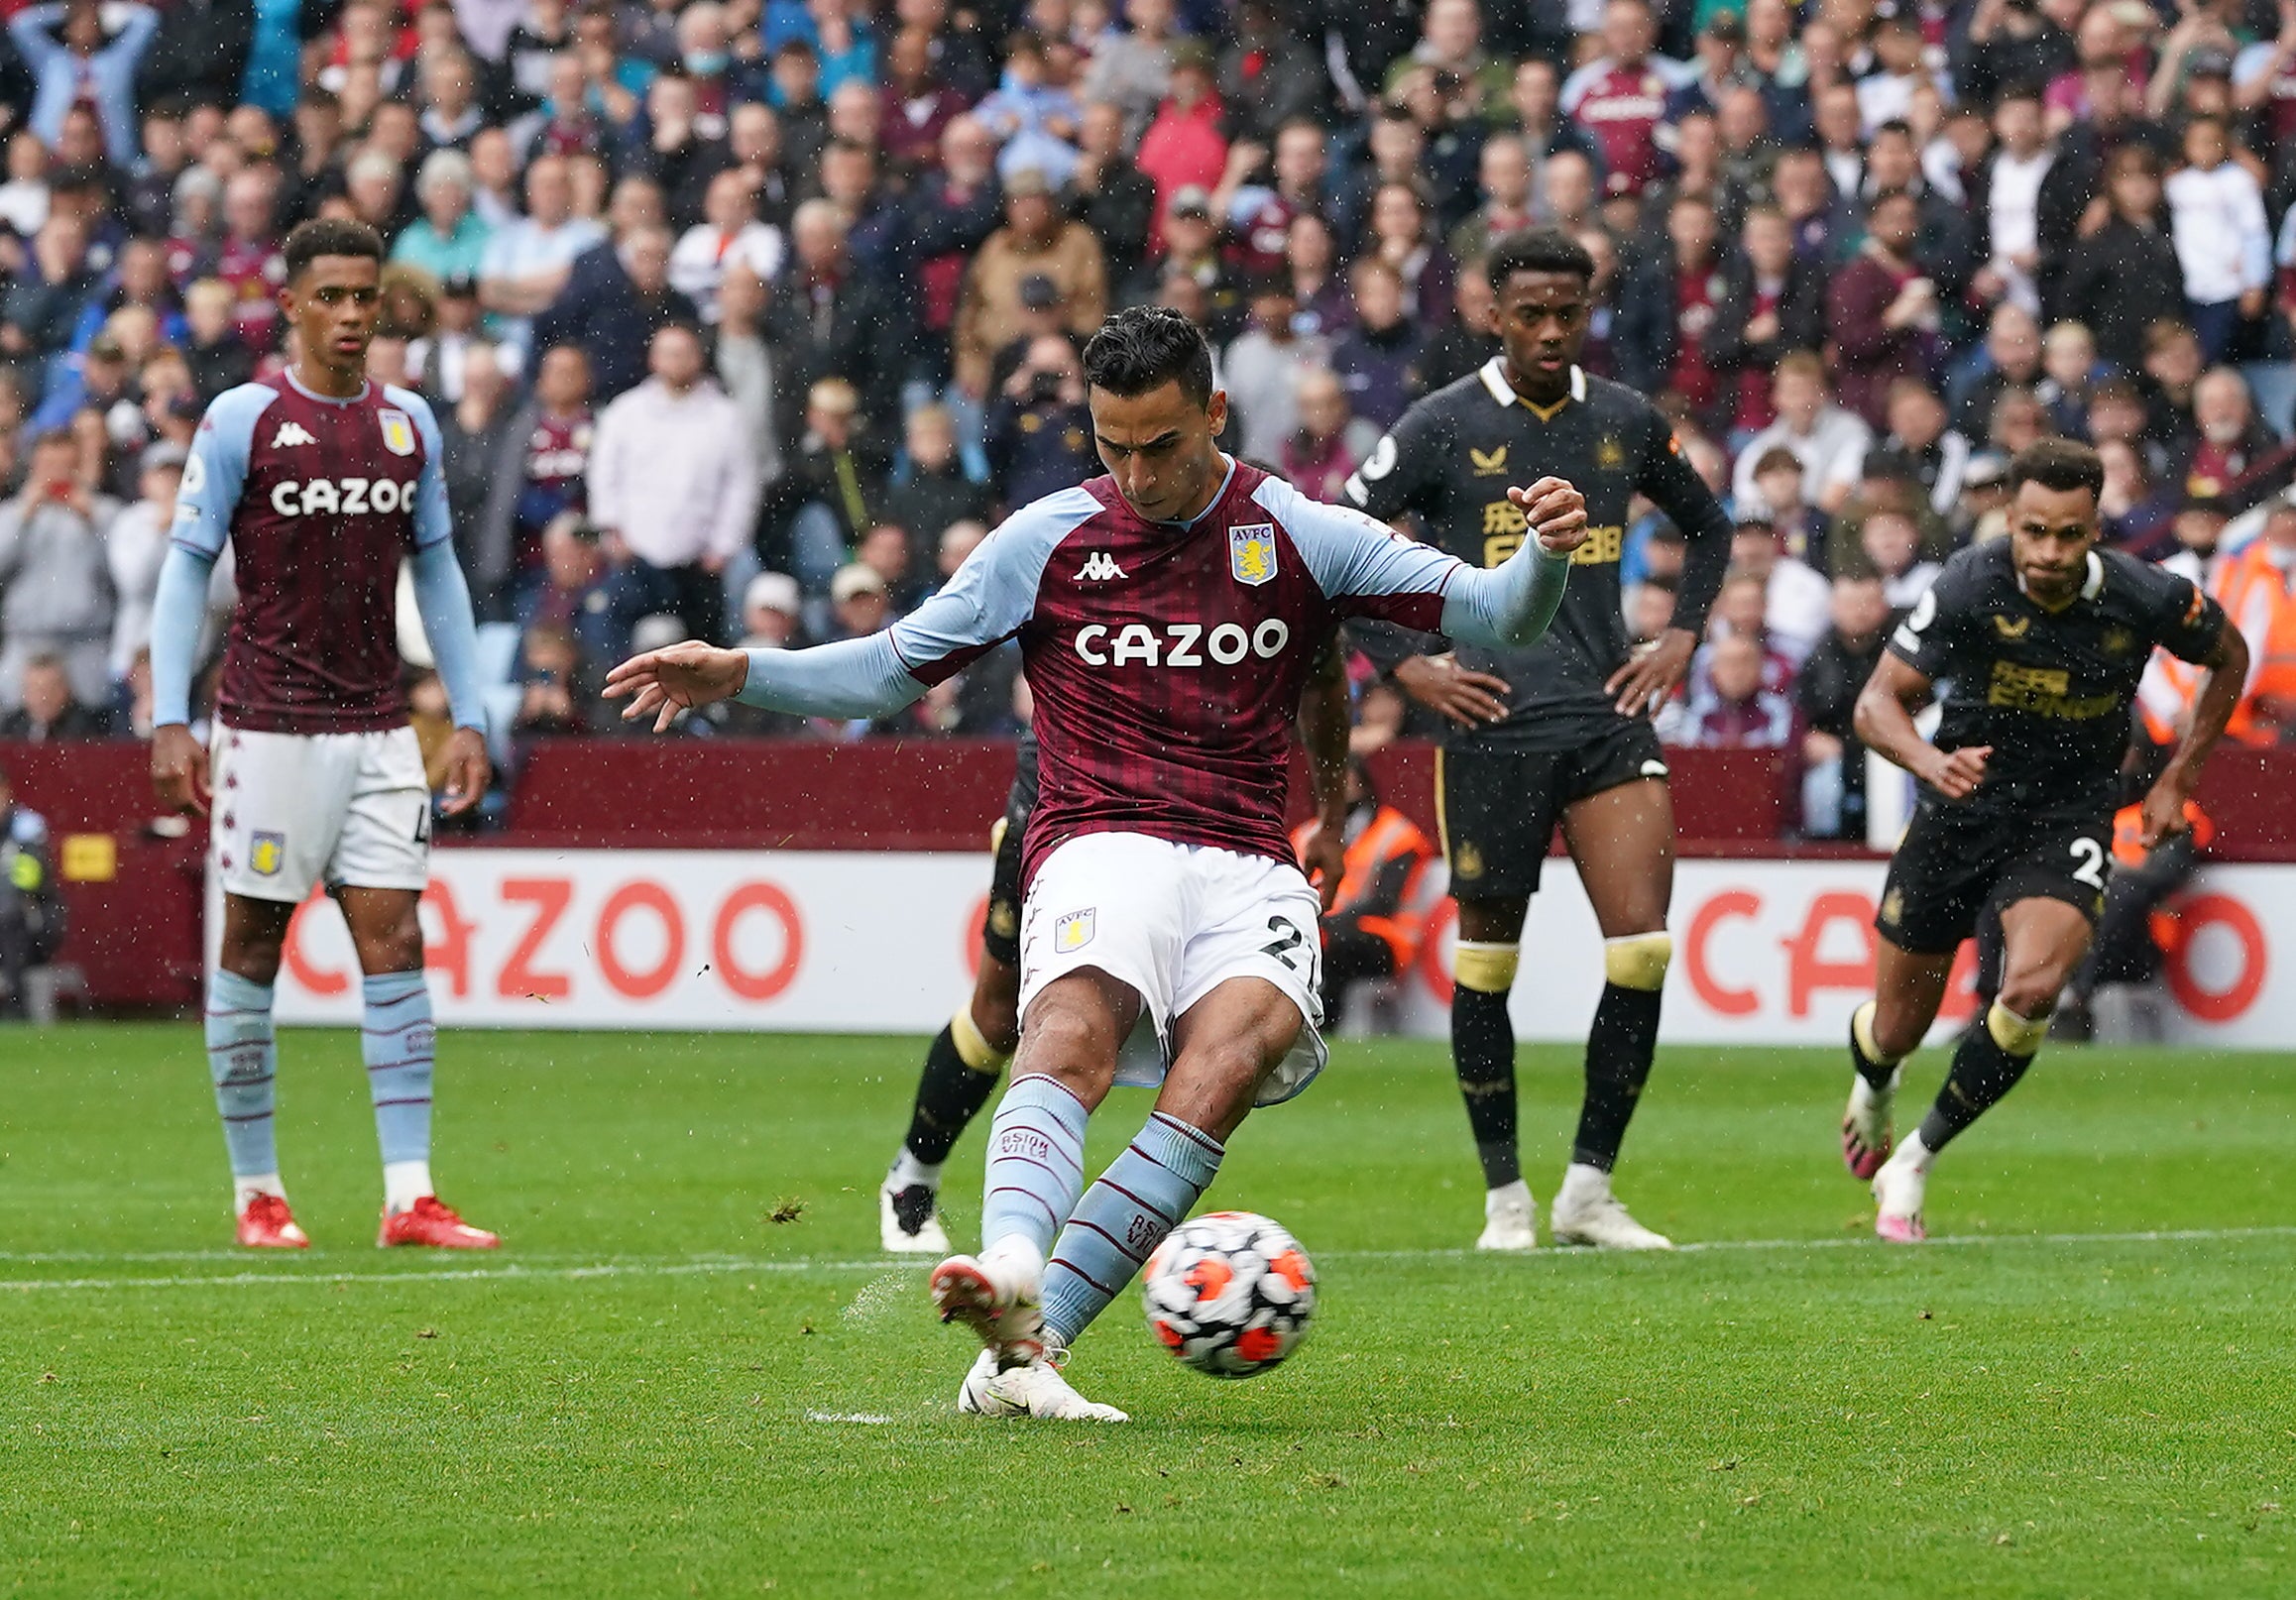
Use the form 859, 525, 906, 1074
4, 1026, 2293, 1598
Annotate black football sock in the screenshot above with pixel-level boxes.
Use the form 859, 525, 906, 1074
898, 1023, 1002, 1173
1451, 982, 1521, 1190
1848, 999, 1903, 1091
1915, 1002, 2043, 1154
1571, 982, 1663, 1171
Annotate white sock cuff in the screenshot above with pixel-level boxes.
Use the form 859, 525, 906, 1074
888, 1150, 944, 1191
383, 1159, 434, 1213
233, 1173, 287, 1207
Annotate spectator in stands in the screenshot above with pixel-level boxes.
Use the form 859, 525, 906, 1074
517, 512, 617, 667
2179, 366, 2281, 501
1156, 185, 1240, 342
1282, 368, 1369, 507
10, 1, 160, 171
0, 429, 117, 708
478, 153, 608, 354
1711, 207, 1826, 448
1731, 353, 1873, 514
1864, 379, 1976, 525
1797, 575, 1895, 840
1137, 39, 1228, 247
1671, 631, 1795, 749
1950, 301, 2045, 443
766, 197, 898, 440
2166, 112, 2270, 362
1083, 0, 1177, 140
510, 624, 601, 739
1330, 258, 1425, 432
2060, 145, 2186, 378
984, 333, 1093, 509
1067, 100, 1157, 294
180, 279, 255, 404
2139, 318, 2205, 463
1859, 509, 1944, 610
823, 561, 895, 645
1614, 191, 1722, 408
884, 403, 987, 560
535, 214, 700, 402
1828, 188, 1941, 429
768, 377, 891, 595
1730, 518, 1831, 667
669, 169, 786, 325
437, 338, 521, 555
586, 322, 758, 647
102, 439, 180, 680
954, 168, 1107, 398
0, 651, 111, 739
1563, 0, 1687, 199
1225, 277, 1327, 465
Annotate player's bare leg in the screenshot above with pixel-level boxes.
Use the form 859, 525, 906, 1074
937, 968, 1135, 1420
338, 885, 498, 1250
1550, 778, 1676, 1249
1451, 893, 1538, 1248
209, 893, 305, 1247
1843, 940, 1955, 1183
884, 951, 1020, 1253
1871, 899, 2092, 1242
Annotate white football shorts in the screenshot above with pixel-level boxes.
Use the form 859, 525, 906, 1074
1017, 831, 1328, 1106
210, 724, 431, 903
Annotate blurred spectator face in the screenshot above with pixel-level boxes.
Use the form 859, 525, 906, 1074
1540, 151, 1594, 226
705, 170, 758, 233
547, 53, 587, 115
117, 240, 169, 303
1511, 58, 1558, 127
1865, 127, 1916, 191
719, 263, 766, 328
624, 227, 673, 292
1874, 19, 1922, 74
1774, 366, 1824, 428
143, 108, 185, 169
2098, 438, 2143, 510
2265, 505, 2296, 550
526, 156, 575, 224
1424, 0, 1478, 59
1454, 265, 1494, 333
1666, 197, 1717, 262
2174, 504, 2227, 551
1371, 183, 1425, 248
1673, 112, 1718, 175
537, 345, 592, 411
461, 342, 508, 407
1731, 523, 1779, 579
1248, 284, 1297, 336
1575, 227, 1617, 295
2089, 386, 2143, 442
1628, 583, 1674, 643
1351, 263, 1406, 331
2183, 118, 2228, 171
347, 159, 400, 227
887, 27, 933, 90
808, 379, 859, 444
28, 433, 77, 492
1832, 575, 1890, 639
831, 82, 883, 148
542, 517, 602, 588
421, 171, 471, 233
57, 107, 103, 168
470, 128, 514, 195
1079, 102, 1125, 162
732, 103, 781, 168
1129, 0, 1173, 38
859, 524, 911, 587
1717, 84, 1767, 151
1478, 137, 1529, 210
1994, 94, 2044, 157
225, 173, 277, 244
1005, 185, 1058, 240
371, 102, 420, 163
648, 324, 704, 391
1157, 267, 1207, 321
22, 659, 71, 724
185, 280, 234, 343
1165, 203, 1217, 260
941, 115, 996, 185
772, 45, 822, 105
939, 520, 987, 578
1275, 125, 1326, 194
1715, 575, 1766, 640
1286, 212, 1334, 277
907, 406, 957, 472
7, 131, 46, 184
2146, 326, 2203, 392
1743, 210, 1792, 278
835, 582, 891, 636
1989, 305, 2041, 378
1295, 369, 1349, 442
1887, 383, 1946, 447
1868, 190, 1918, 258
1862, 512, 1919, 578
2108, 152, 2161, 221
2043, 325, 2097, 391
610, 178, 667, 239
1602, 0, 1654, 63
1709, 633, 1764, 705
1990, 391, 2045, 453
1772, 149, 1825, 219
2197, 370, 2254, 443
649, 75, 700, 135
1368, 113, 1423, 177
424, 54, 477, 117
1816, 84, 1860, 152
792, 202, 849, 272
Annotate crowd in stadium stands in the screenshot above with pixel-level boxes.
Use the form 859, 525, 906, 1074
3, 0, 2296, 837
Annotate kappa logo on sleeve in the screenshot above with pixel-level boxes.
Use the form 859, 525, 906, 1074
1054, 909, 1096, 954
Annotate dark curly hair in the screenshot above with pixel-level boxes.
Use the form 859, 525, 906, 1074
1485, 226, 1597, 288
1081, 305, 1215, 409
283, 217, 386, 284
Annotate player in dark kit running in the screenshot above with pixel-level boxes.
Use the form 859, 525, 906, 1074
1345, 227, 1735, 1251
1843, 439, 2245, 1240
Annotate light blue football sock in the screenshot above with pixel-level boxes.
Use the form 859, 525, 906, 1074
1043, 1112, 1224, 1346
362, 971, 435, 1169
977, 1074, 1091, 1261
206, 970, 279, 1182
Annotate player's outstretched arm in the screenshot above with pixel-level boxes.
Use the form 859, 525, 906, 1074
1438, 476, 1587, 649
605, 633, 931, 730
2142, 624, 2249, 845
1854, 652, 1990, 800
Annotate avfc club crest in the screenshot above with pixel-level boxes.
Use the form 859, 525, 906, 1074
250, 832, 287, 877
379, 408, 417, 456
1229, 523, 1278, 587
1055, 908, 1096, 953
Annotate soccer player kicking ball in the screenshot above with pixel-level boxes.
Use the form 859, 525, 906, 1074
149, 219, 501, 1252
608, 307, 1587, 1420
1345, 229, 1736, 1251
1843, 439, 2245, 1240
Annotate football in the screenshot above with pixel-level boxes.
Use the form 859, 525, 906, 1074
1141, 1211, 1317, 1378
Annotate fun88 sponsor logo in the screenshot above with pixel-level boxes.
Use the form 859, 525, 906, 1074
270, 477, 417, 516
1074, 620, 1292, 667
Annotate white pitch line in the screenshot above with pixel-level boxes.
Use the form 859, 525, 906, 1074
3, 1224, 2294, 1295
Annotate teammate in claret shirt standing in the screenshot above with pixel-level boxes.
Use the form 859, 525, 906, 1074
607, 306, 1591, 1421
148, 219, 502, 1253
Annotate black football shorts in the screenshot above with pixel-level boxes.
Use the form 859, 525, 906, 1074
1876, 803, 2112, 957
1436, 717, 1670, 899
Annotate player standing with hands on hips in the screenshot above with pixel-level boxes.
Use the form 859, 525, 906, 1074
608, 307, 1588, 1420
149, 219, 502, 1252
1345, 228, 1737, 1252
1843, 439, 2245, 1239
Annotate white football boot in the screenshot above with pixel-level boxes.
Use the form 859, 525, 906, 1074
1871, 1133, 1933, 1243
1841, 1068, 1900, 1181
1475, 1179, 1538, 1250
930, 1240, 1046, 1364
1549, 1163, 1674, 1250
957, 1347, 1129, 1422
879, 1176, 951, 1255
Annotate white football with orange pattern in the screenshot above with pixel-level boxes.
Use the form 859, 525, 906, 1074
1142, 1211, 1316, 1379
